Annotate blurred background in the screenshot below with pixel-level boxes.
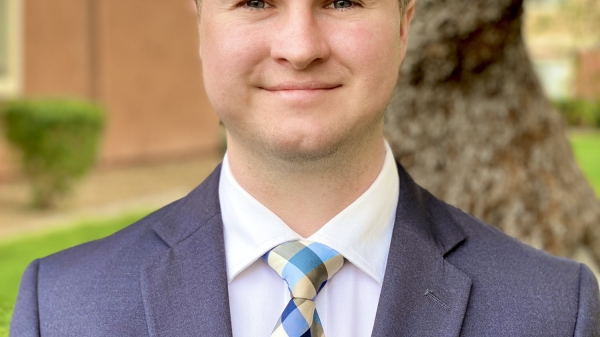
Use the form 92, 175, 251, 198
0, 0, 222, 231
0, 0, 599, 335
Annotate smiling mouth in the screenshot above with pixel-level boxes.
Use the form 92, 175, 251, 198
261, 82, 342, 91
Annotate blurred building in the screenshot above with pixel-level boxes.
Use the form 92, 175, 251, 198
576, 49, 600, 100
524, 0, 600, 100
0, 0, 219, 179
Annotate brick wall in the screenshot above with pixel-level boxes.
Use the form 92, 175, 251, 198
0, 0, 219, 179
575, 48, 600, 99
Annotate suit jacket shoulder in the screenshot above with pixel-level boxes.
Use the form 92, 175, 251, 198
447, 203, 599, 334
11, 166, 229, 337
371, 163, 599, 336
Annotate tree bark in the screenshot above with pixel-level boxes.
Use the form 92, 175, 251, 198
385, 0, 600, 264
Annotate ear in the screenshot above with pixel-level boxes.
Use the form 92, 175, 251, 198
188, 0, 198, 13
399, 0, 416, 61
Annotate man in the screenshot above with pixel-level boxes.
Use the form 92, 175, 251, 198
10, 0, 600, 335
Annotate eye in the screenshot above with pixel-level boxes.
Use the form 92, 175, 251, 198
331, 0, 353, 9
245, 0, 266, 8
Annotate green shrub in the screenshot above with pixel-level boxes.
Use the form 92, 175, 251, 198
1, 99, 105, 208
553, 98, 600, 128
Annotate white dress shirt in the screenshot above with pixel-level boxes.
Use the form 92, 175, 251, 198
219, 142, 399, 337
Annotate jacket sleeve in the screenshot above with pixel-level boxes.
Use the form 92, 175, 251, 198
10, 259, 41, 337
574, 263, 600, 337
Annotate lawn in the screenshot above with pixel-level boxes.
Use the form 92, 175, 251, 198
570, 131, 600, 196
0, 210, 151, 337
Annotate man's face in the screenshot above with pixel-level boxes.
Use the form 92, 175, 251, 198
199, 0, 412, 161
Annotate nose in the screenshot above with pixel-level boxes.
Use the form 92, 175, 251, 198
270, 8, 330, 70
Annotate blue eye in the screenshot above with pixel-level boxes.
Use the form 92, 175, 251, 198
333, 0, 353, 8
246, 0, 265, 8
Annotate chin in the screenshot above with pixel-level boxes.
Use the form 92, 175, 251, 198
263, 132, 348, 164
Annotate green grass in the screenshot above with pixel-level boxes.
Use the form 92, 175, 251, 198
0, 210, 152, 336
570, 131, 600, 196
0, 302, 11, 337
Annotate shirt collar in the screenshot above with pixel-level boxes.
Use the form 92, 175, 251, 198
219, 141, 399, 284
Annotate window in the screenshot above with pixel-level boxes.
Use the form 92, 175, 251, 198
533, 58, 574, 99
527, 0, 564, 5
0, 0, 23, 97
526, 0, 567, 9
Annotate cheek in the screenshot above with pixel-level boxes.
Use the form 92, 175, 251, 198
199, 19, 267, 113
329, 19, 402, 93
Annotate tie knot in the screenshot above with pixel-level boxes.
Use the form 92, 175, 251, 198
263, 240, 345, 300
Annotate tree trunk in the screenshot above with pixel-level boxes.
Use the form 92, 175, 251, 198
385, 0, 600, 264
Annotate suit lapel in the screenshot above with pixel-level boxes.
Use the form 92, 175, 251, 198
372, 164, 472, 337
141, 165, 234, 337
138, 161, 472, 336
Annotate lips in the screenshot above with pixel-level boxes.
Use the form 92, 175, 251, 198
261, 82, 342, 91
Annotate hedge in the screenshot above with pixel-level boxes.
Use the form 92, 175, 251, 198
554, 98, 600, 128
1, 99, 105, 208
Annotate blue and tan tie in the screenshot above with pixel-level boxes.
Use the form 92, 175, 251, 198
262, 240, 345, 337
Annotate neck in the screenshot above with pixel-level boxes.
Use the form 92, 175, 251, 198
226, 131, 386, 238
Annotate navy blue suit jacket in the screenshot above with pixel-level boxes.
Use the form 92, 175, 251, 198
10, 163, 600, 336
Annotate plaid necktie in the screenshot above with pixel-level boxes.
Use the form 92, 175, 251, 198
262, 240, 345, 337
